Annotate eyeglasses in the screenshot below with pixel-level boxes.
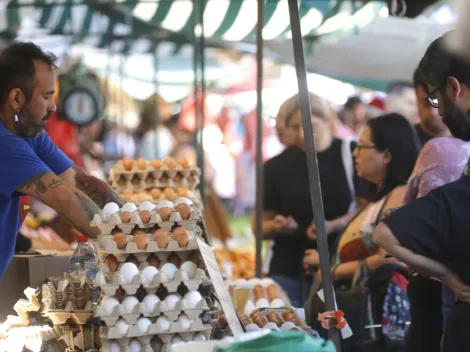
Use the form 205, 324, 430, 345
426, 85, 442, 109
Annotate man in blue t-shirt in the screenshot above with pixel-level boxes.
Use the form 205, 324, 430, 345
0, 43, 124, 279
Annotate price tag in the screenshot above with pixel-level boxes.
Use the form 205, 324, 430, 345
196, 238, 244, 336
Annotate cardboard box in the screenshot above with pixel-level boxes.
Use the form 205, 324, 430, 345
0, 253, 71, 321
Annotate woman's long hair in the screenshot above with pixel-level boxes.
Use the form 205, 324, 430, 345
368, 113, 420, 200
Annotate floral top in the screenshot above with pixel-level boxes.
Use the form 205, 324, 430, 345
405, 137, 470, 204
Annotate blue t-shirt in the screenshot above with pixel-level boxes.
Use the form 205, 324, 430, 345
0, 122, 73, 278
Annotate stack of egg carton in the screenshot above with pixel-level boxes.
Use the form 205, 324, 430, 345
91, 198, 213, 352
110, 161, 201, 192
41, 274, 94, 326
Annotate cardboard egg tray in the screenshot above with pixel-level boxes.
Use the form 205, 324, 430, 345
94, 232, 200, 257
94, 267, 209, 295
92, 209, 201, 235
42, 309, 94, 326
121, 192, 195, 207
100, 318, 212, 341
96, 296, 210, 326
110, 165, 201, 192
42, 278, 92, 311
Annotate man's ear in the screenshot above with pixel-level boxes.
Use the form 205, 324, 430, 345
446, 76, 462, 102
8, 88, 25, 111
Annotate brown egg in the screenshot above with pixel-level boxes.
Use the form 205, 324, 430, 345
123, 194, 134, 202
122, 157, 134, 171
136, 188, 147, 195
150, 188, 162, 200
114, 232, 129, 250
136, 157, 147, 170
139, 210, 152, 224
154, 229, 171, 249
126, 255, 139, 266
176, 187, 189, 197
119, 211, 133, 224
105, 255, 119, 272
157, 207, 172, 221
150, 159, 161, 170
172, 227, 190, 248
267, 284, 280, 301
122, 189, 134, 197
147, 254, 161, 269
134, 233, 149, 250
168, 253, 182, 267
131, 228, 145, 237
177, 157, 190, 169
187, 251, 202, 266
137, 193, 150, 203
131, 176, 140, 186
175, 203, 191, 220
162, 157, 176, 169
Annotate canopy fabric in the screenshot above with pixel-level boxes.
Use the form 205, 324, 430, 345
266, 16, 453, 91
99, 0, 385, 41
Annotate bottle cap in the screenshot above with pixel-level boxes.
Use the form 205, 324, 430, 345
77, 235, 88, 243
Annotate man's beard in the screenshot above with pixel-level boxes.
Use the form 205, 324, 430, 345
442, 92, 470, 141
15, 109, 49, 139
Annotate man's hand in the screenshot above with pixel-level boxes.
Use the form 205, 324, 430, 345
272, 215, 291, 232
60, 165, 124, 208
303, 249, 320, 269
17, 172, 100, 239
441, 272, 470, 303
306, 220, 334, 240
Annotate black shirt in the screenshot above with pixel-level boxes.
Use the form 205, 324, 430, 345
264, 140, 368, 279
383, 176, 470, 284
415, 124, 434, 148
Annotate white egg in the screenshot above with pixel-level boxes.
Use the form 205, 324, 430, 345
129, 339, 142, 352
281, 321, 301, 331
234, 279, 246, 286
119, 262, 139, 284
115, 319, 130, 336
122, 296, 140, 314
183, 291, 202, 309
136, 317, 152, 334
142, 266, 159, 285
160, 263, 178, 280
101, 296, 119, 315
174, 197, 193, 207
164, 294, 181, 310
156, 316, 171, 331
171, 336, 184, 345
177, 314, 192, 330
121, 202, 138, 213
193, 333, 206, 342
244, 300, 256, 315
109, 341, 121, 352
270, 298, 285, 308
157, 200, 174, 210
255, 298, 270, 309
180, 261, 197, 279
248, 278, 260, 285
139, 201, 156, 212
142, 294, 160, 314
245, 323, 261, 332
260, 278, 275, 287
102, 202, 120, 221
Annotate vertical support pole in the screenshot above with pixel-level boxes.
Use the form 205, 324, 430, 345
254, 0, 264, 279
287, 0, 341, 349
153, 45, 160, 160
198, 0, 206, 203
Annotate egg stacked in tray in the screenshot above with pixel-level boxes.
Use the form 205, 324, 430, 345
91, 197, 214, 352
109, 157, 201, 193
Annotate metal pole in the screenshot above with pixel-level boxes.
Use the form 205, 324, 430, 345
192, 0, 200, 166
287, 0, 341, 348
198, 0, 206, 204
153, 46, 160, 160
254, 0, 263, 279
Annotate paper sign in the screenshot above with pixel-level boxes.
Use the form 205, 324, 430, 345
317, 289, 353, 339
196, 238, 245, 336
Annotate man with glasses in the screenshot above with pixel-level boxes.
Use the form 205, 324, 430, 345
373, 31, 470, 351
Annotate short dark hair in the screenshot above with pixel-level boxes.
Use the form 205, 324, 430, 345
367, 113, 420, 200
0, 41, 57, 103
413, 68, 427, 89
344, 96, 362, 110
386, 81, 414, 95
418, 30, 470, 88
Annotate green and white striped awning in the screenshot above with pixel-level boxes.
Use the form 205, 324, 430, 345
104, 0, 383, 41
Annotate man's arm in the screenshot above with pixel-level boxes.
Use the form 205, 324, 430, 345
17, 172, 101, 239
60, 165, 124, 208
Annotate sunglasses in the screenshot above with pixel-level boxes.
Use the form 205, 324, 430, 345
425, 85, 442, 109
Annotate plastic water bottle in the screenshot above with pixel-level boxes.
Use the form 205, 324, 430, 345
68, 235, 100, 303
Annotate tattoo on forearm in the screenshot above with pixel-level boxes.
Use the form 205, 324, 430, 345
72, 165, 124, 207
19, 172, 63, 200
74, 192, 101, 221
